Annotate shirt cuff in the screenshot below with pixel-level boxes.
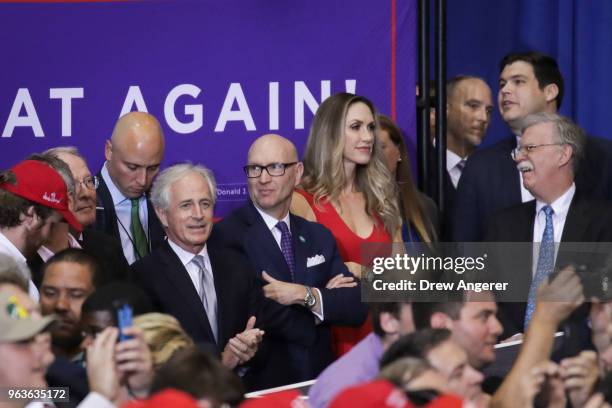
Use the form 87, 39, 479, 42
311, 287, 324, 321
77, 392, 116, 408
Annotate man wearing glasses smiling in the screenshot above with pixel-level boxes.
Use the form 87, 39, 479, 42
485, 112, 612, 339
214, 134, 366, 389
27, 147, 129, 286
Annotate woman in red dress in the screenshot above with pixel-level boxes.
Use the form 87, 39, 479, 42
291, 93, 401, 356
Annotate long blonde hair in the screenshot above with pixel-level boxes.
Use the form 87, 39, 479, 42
301, 93, 400, 235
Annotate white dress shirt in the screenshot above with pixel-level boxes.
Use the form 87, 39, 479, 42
100, 163, 149, 265
531, 183, 575, 277
0, 231, 38, 301
167, 239, 214, 302
253, 205, 324, 320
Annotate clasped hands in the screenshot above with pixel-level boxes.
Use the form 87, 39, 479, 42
221, 316, 264, 370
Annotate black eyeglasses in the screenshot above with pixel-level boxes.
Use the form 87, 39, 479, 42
243, 162, 297, 178
76, 176, 99, 191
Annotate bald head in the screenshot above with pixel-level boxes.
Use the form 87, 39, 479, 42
105, 112, 165, 198
246, 134, 303, 220
248, 134, 298, 163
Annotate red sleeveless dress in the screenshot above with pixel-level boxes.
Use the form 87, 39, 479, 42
295, 189, 392, 356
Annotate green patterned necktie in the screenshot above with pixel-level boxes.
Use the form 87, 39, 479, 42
130, 198, 149, 260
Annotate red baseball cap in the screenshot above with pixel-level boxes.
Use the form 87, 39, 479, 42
122, 389, 199, 408
0, 160, 82, 232
240, 390, 306, 408
330, 380, 413, 408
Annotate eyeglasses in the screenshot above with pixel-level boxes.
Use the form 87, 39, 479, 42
76, 176, 99, 190
510, 143, 565, 160
243, 162, 297, 178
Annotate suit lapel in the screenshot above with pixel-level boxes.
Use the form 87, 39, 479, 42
208, 248, 230, 346
95, 176, 120, 239
290, 215, 309, 285
159, 243, 216, 343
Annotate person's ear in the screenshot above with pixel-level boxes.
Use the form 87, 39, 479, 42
104, 140, 113, 162
293, 162, 304, 187
430, 312, 454, 330
558, 144, 573, 168
544, 84, 559, 105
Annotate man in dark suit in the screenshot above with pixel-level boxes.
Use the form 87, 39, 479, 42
95, 111, 166, 264
452, 51, 612, 242
131, 163, 316, 387
28, 147, 129, 286
484, 113, 612, 340
434, 76, 493, 236
214, 134, 367, 388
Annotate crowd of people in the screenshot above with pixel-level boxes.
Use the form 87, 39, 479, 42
0, 50, 611, 408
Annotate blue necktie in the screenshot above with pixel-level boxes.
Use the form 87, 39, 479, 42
276, 221, 295, 281
524, 205, 555, 328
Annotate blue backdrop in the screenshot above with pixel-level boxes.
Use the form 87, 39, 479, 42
446, 0, 612, 145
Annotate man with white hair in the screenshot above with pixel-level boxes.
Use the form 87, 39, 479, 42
485, 113, 612, 338
131, 163, 316, 388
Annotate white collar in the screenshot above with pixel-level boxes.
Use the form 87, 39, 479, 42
167, 238, 210, 267
535, 183, 576, 217
101, 162, 132, 206
253, 203, 291, 232
0, 231, 26, 264
446, 149, 464, 170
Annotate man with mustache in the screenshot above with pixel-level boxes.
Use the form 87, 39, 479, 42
95, 111, 166, 264
27, 147, 129, 286
452, 51, 612, 242
485, 113, 612, 339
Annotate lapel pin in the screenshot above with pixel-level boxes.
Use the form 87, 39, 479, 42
299, 235, 306, 243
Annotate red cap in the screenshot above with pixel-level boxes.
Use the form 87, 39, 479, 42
424, 395, 463, 408
330, 380, 413, 408
122, 389, 199, 408
240, 390, 306, 408
0, 160, 82, 232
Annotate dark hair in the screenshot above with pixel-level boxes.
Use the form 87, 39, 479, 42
370, 302, 411, 337
378, 115, 436, 243
500, 51, 564, 109
411, 301, 463, 330
81, 282, 153, 316
380, 328, 452, 369
42, 248, 102, 288
150, 346, 244, 406
0, 171, 53, 228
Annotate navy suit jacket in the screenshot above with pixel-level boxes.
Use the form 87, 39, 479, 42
484, 192, 612, 353
213, 202, 367, 388
452, 135, 612, 242
130, 238, 316, 389
93, 174, 166, 256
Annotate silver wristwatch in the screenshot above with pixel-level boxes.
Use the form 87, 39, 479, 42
304, 286, 316, 309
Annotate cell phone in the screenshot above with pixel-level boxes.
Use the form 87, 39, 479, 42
116, 303, 133, 342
